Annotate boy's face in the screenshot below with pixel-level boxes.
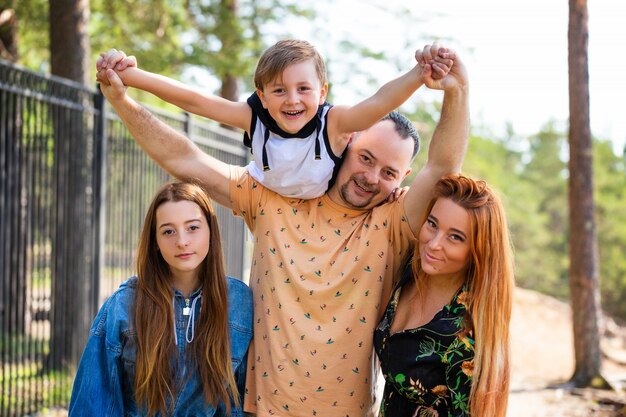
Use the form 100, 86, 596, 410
257, 59, 327, 134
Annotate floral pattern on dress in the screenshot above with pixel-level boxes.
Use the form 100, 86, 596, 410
374, 263, 474, 417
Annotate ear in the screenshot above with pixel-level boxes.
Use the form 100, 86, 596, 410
257, 89, 269, 109
319, 83, 329, 104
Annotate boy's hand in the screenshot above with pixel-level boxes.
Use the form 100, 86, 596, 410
96, 49, 137, 85
385, 186, 409, 203
415, 44, 455, 81
416, 44, 466, 92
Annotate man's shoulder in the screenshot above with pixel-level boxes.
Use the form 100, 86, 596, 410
232, 167, 322, 206
231, 167, 276, 200
230, 167, 297, 221
230, 165, 249, 184
370, 195, 408, 217
365, 195, 414, 236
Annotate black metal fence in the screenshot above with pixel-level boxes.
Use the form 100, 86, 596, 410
0, 59, 248, 416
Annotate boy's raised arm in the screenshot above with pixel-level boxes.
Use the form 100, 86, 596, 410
99, 68, 235, 209
97, 49, 251, 133
328, 44, 455, 137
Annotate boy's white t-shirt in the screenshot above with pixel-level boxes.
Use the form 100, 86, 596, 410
244, 94, 343, 199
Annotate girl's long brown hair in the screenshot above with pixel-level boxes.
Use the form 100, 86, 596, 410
134, 181, 237, 415
411, 174, 514, 417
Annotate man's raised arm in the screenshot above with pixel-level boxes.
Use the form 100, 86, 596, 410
100, 68, 234, 208
403, 47, 470, 234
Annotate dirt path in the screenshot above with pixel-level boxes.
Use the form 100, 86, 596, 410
508, 288, 626, 416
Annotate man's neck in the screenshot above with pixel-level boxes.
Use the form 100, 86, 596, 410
325, 187, 346, 208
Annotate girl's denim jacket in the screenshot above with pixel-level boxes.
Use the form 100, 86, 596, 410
68, 276, 253, 417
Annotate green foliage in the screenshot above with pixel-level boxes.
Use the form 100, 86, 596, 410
12, 0, 49, 71
184, 0, 248, 79
463, 124, 626, 320
90, 0, 190, 77
593, 139, 626, 319
12, 0, 314, 94
512, 125, 569, 298
9, 0, 626, 322
462, 126, 570, 299
402, 100, 441, 185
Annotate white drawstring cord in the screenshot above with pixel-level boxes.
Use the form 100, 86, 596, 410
186, 294, 201, 343
172, 294, 201, 345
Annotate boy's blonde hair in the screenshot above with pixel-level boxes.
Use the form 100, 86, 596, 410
254, 39, 327, 91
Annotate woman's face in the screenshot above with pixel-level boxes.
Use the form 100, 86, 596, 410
419, 197, 471, 278
155, 200, 210, 280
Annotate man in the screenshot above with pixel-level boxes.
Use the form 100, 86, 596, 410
97, 45, 469, 417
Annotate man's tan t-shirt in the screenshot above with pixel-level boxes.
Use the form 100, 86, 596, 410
229, 167, 415, 417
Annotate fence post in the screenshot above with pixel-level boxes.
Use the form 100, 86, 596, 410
92, 88, 106, 309
184, 111, 192, 138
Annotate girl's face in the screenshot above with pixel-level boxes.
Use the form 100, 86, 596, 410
418, 198, 471, 279
155, 200, 210, 281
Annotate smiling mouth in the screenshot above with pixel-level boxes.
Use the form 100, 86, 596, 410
353, 179, 374, 194
424, 252, 442, 262
283, 110, 304, 117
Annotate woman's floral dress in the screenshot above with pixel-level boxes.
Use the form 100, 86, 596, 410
374, 265, 474, 417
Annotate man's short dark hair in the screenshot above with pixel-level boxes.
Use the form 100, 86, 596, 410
381, 111, 420, 159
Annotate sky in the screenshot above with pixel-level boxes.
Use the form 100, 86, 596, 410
294, 0, 626, 153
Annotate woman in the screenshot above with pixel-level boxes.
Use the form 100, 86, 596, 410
69, 181, 253, 416
374, 174, 514, 417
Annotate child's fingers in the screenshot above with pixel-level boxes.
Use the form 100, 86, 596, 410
95, 69, 109, 84
429, 43, 442, 61
96, 51, 114, 71
102, 49, 119, 69
115, 55, 137, 71
415, 49, 426, 67
421, 44, 434, 64
438, 49, 456, 61
388, 186, 409, 202
431, 48, 454, 65
104, 49, 127, 70
96, 55, 104, 72
431, 62, 448, 78
432, 56, 454, 69
386, 188, 399, 203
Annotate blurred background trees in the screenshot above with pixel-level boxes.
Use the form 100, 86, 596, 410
3, 0, 626, 349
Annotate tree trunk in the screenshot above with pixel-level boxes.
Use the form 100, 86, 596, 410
50, 0, 90, 85
220, 73, 239, 103
48, 0, 94, 371
567, 0, 602, 387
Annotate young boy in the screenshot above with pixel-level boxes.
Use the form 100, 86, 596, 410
97, 40, 453, 198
